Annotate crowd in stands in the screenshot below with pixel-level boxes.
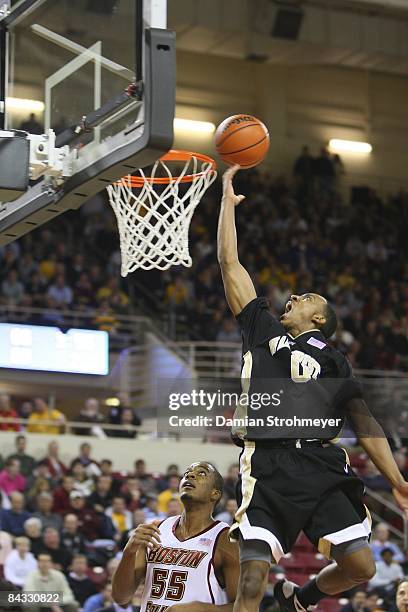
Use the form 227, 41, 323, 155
0, 434, 239, 611
0, 393, 142, 438
0, 433, 406, 610
0, 145, 406, 372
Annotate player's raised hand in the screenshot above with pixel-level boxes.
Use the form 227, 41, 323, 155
124, 520, 161, 554
222, 165, 245, 206
393, 482, 408, 516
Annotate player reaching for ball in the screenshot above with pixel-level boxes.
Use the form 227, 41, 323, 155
217, 164, 408, 612
112, 461, 239, 611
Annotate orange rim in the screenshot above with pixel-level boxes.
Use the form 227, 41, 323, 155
115, 150, 217, 187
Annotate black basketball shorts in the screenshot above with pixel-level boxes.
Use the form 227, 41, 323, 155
229, 441, 371, 562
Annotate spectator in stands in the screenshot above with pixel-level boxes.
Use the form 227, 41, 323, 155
26, 475, 52, 511
166, 498, 182, 517
157, 475, 180, 512
215, 498, 238, 526
371, 523, 405, 562
47, 273, 73, 306
133, 459, 156, 495
2, 269, 24, 305
18, 399, 34, 421
67, 555, 98, 606
20, 113, 42, 134
96, 581, 136, 612
364, 590, 382, 611
52, 475, 75, 515
396, 579, 408, 612
369, 547, 404, 593
40, 440, 67, 481
87, 475, 114, 513
4, 536, 37, 588
72, 398, 106, 437
0, 394, 20, 432
156, 463, 180, 492
24, 553, 79, 611
362, 460, 392, 493
0, 458, 26, 494
0, 528, 13, 566
27, 397, 66, 434
6, 435, 36, 477
33, 492, 63, 531
105, 496, 133, 536
293, 145, 314, 184
69, 491, 114, 542
38, 526, 72, 572
107, 392, 141, 433
99, 459, 122, 495
143, 494, 165, 522
339, 588, 369, 612
61, 514, 86, 556
71, 442, 101, 477
0, 492, 31, 536
113, 408, 138, 439
23, 517, 43, 557
223, 463, 239, 500
121, 477, 142, 511
70, 459, 95, 497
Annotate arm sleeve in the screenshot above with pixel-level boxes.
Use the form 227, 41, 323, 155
4, 553, 17, 585
236, 297, 288, 352
59, 573, 75, 604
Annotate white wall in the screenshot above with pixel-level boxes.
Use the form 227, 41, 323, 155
174, 51, 408, 193
0, 432, 237, 475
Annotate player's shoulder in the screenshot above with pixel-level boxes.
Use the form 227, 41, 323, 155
214, 523, 239, 562
294, 331, 350, 372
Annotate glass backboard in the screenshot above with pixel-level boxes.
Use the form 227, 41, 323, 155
0, 0, 175, 245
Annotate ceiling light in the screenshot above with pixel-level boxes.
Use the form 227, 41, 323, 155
6, 98, 45, 112
329, 139, 372, 154
174, 118, 216, 134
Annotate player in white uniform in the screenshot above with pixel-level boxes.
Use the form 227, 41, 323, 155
112, 461, 239, 611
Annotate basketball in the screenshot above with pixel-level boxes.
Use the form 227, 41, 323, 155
214, 114, 270, 168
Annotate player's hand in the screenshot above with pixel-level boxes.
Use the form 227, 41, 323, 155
393, 482, 408, 516
222, 165, 245, 206
123, 520, 161, 554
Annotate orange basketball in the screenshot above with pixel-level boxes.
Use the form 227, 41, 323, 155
214, 114, 270, 168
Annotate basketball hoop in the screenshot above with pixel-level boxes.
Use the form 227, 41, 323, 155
107, 150, 217, 276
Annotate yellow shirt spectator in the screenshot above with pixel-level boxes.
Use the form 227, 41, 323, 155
27, 398, 65, 434
157, 476, 181, 513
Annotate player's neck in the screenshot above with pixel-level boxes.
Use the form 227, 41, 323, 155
177, 506, 214, 539
287, 324, 321, 339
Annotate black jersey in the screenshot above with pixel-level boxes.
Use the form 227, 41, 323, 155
233, 297, 362, 442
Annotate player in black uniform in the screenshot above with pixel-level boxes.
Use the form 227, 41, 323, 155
217, 165, 408, 612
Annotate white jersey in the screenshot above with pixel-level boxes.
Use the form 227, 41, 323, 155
140, 516, 229, 612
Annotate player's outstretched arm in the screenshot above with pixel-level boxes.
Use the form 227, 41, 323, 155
348, 398, 408, 513
112, 522, 161, 606
217, 165, 257, 317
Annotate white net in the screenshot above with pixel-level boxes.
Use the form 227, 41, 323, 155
107, 154, 217, 276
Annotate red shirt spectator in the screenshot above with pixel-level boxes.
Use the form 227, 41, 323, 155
0, 458, 26, 494
52, 476, 74, 515
0, 394, 20, 431
69, 492, 112, 541
40, 440, 67, 480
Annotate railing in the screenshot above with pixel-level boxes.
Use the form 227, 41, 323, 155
365, 487, 408, 550
161, 342, 408, 380
0, 416, 156, 437
0, 304, 178, 350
